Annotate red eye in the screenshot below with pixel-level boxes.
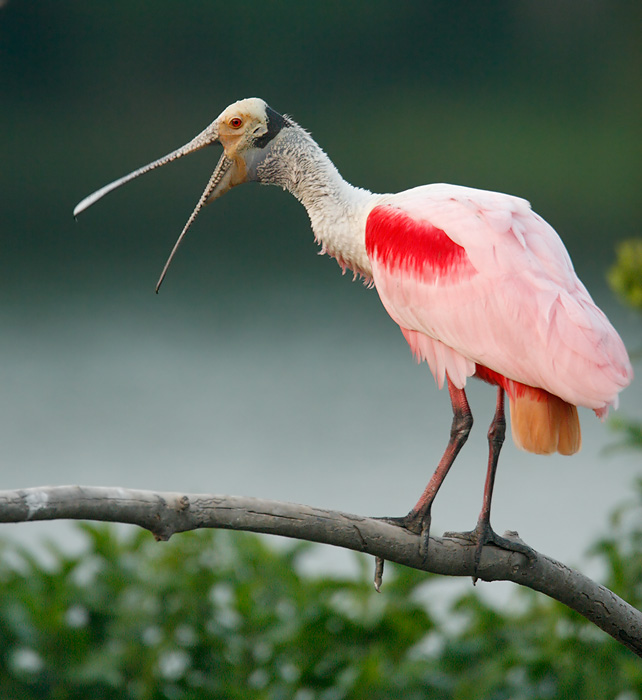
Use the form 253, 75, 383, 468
229, 117, 243, 128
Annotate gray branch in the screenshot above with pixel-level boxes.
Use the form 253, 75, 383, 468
1, 485, 640, 657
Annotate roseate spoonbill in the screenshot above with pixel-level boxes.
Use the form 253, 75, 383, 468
74, 97, 633, 572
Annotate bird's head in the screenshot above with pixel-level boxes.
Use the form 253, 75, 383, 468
73, 97, 292, 291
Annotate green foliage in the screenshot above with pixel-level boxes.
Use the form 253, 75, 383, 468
609, 240, 642, 312
607, 237, 642, 452
0, 526, 440, 699
608, 416, 642, 452
1, 509, 642, 699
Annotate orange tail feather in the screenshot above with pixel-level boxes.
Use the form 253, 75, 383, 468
509, 393, 581, 455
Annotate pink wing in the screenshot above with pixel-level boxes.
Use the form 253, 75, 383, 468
365, 183, 633, 412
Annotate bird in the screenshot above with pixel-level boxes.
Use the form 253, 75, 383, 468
74, 97, 633, 572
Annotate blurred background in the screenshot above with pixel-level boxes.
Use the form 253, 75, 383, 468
1, 1, 640, 588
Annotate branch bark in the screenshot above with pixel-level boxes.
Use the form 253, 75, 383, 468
1, 485, 641, 657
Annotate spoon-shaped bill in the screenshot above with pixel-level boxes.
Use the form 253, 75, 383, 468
73, 121, 220, 218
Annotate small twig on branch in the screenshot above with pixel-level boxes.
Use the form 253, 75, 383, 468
0, 485, 641, 657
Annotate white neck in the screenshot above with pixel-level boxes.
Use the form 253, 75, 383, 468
256, 126, 377, 277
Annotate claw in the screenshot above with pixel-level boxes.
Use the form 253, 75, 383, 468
419, 517, 432, 564
376, 509, 433, 574
374, 556, 385, 592
444, 524, 535, 582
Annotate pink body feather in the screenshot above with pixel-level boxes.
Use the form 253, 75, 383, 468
365, 184, 632, 417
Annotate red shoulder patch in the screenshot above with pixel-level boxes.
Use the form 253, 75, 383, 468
366, 205, 475, 280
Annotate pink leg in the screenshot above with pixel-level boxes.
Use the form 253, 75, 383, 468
403, 377, 473, 534
375, 377, 472, 586
478, 386, 506, 527
376, 384, 534, 589
445, 387, 535, 578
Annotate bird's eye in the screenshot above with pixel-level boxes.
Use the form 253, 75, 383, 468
229, 117, 243, 128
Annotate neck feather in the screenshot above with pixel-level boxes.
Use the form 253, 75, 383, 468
256, 126, 376, 277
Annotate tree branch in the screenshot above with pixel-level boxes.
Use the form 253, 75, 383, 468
1, 485, 641, 657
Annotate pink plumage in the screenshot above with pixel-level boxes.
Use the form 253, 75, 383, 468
366, 184, 632, 436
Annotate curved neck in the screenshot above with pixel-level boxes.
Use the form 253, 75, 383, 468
256, 126, 377, 277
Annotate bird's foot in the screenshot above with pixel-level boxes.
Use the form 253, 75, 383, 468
377, 509, 428, 535
373, 510, 432, 590
443, 522, 536, 582
377, 510, 432, 560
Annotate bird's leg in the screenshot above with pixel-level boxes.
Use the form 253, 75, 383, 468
476, 386, 506, 544
444, 387, 535, 579
374, 379, 472, 587
381, 377, 473, 542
